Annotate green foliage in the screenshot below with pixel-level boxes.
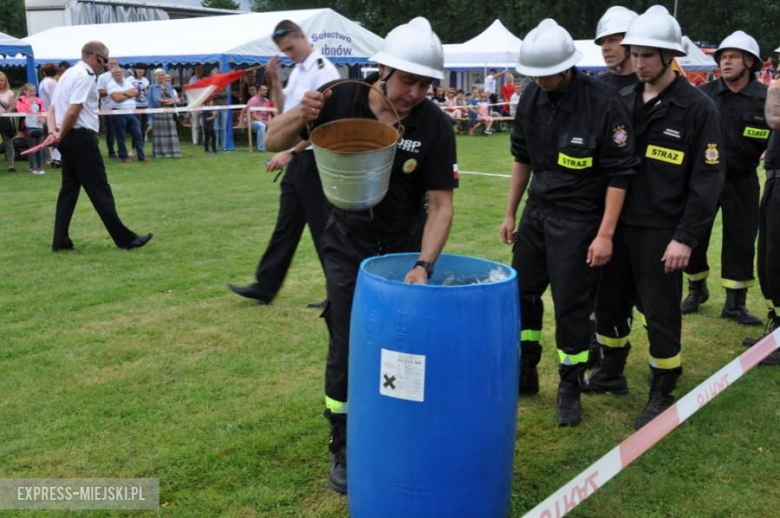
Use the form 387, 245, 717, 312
201, 0, 241, 10
249, 0, 778, 62
0, 0, 27, 38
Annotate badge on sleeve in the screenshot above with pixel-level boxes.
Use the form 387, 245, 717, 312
317, 58, 325, 69
403, 158, 418, 173
612, 125, 628, 147
704, 143, 720, 165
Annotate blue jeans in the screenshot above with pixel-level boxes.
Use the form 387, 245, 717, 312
113, 113, 146, 160
250, 120, 266, 152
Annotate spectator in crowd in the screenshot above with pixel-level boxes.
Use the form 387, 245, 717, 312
432, 85, 446, 103
39, 63, 62, 168
188, 63, 204, 145
474, 92, 495, 135
107, 66, 149, 164
0, 71, 16, 172
443, 87, 462, 120
97, 58, 120, 158
130, 65, 150, 138
16, 83, 46, 175
57, 60, 70, 78
164, 74, 180, 103
202, 99, 218, 153
208, 69, 230, 151
466, 86, 480, 134
484, 68, 499, 105
509, 82, 522, 117
501, 71, 515, 114
240, 84, 274, 152
148, 68, 181, 158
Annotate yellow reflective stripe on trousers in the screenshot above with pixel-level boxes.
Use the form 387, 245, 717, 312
325, 396, 347, 414
596, 334, 629, 348
721, 279, 755, 289
557, 349, 589, 366
521, 329, 542, 342
686, 270, 709, 281
649, 354, 681, 369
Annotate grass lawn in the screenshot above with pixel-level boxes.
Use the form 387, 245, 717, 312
1, 132, 778, 517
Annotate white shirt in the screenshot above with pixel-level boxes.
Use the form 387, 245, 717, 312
282, 48, 340, 114
484, 74, 496, 95
97, 71, 114, 109
39, 77, 57, 109
107, 78, 137, 110
51, 60, 100, 132
130, 76, 150, 107
510, 92, 521, 117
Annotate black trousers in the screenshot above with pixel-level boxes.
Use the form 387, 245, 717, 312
596, 225, 682, 366
512, 205, 598, 364
53, 129, 137, 248
758, 177, 780, 311
685, 172, 760, 286
251, 151, 329, 302
322, 215, 424, 409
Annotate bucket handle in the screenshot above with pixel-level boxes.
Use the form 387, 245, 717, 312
308, 79, 405, 139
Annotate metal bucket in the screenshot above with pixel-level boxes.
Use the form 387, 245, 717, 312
310, 82, 401, 211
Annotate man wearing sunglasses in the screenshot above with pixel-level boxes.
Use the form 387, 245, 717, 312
46, 41, 152, 251
228, 20, 339, 307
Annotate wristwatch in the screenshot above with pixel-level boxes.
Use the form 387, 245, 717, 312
287, 147, 297, 156
414, 260, 434, 277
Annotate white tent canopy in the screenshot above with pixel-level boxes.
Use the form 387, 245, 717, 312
15, 8, 383, 66
444, 20, 522, 70
575, 35, 716, 71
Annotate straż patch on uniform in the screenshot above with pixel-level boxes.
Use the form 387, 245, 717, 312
704, 143, 720, 165
646, 145, 684, 165
612, 125, 628, 147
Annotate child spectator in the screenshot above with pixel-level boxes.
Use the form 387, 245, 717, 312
509, 83, 522, 117
473, 93, 494, 135
466, 87, 480, 135
16, 83, 46, 174
202, 101, 217, 153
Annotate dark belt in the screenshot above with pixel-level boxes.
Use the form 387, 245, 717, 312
69, 127, 97, 135
767, 169, 780, 180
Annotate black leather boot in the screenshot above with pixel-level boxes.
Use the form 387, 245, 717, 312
556, 365, 585, 426
721, 288, 763, 326
634, 367, 682, 430
681, 278, 709, 314
581, 343, 630, 395
324, 409, 347, 494
519, 341, 542, 395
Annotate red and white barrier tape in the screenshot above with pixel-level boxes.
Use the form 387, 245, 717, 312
522, 328, 780, 518
0, 104, 276, 118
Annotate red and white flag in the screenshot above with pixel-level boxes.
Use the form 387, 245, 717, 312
183, 70, 247, 109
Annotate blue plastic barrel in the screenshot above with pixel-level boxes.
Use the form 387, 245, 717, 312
348, 253, 520, 517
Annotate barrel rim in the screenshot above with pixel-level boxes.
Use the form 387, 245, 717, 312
359, 252, 517, 288
310, 118, 400, 155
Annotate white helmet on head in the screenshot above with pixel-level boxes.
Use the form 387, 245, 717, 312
715, 31, 761, 65
370, 17, 444, 80
516, 19, 582, 77
621, 5, 686, 56
595, 6, 639, 45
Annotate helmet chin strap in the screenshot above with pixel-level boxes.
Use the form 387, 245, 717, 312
646, 49, 672, 85
379, 67, 396, 94
612, 47, 631, 73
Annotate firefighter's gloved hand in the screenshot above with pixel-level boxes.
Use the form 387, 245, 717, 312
661, 239, 692, 273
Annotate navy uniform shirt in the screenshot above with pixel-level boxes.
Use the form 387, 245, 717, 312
599, 71, 638, 91
621, 75, 725, 248
765, 131, 780, 172
511, 68, 639, 220
699, 78, 769, 175
307, 75, 458, 235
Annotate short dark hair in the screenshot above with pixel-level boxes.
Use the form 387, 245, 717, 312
42, 64, 58, 77
272, 20, 303, 43
58, 60, 70, 70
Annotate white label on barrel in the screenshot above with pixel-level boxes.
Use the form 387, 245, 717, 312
379, 349, 426, 402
